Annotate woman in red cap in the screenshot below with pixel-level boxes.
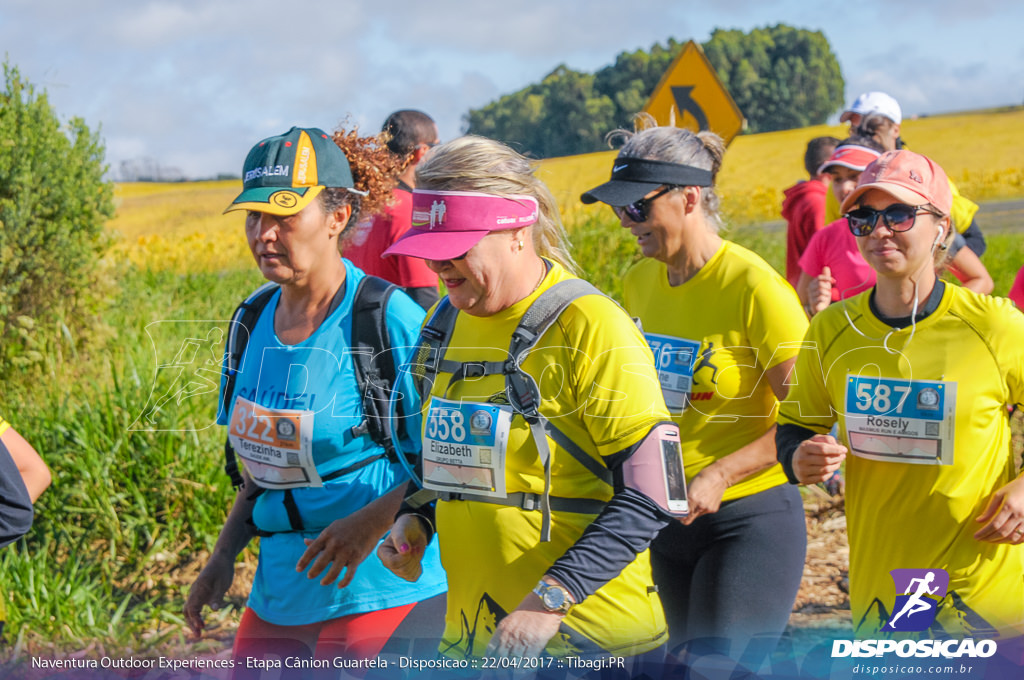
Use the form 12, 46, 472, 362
778, 150, 1024, 639
798, 137, 992, 318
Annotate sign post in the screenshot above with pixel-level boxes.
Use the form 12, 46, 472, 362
642, 41, 745, 145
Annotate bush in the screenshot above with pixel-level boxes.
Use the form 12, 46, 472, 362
0, 60, 113, 370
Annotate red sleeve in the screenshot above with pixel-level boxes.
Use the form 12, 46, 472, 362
784, 182, 827, 287
386, 191, 438, 289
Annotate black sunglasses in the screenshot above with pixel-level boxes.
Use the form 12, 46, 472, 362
845, 204, 937, 237
613, 186, 676, 223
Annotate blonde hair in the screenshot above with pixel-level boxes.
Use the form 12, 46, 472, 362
608, 115, 726, 233
414, 135, 579, 274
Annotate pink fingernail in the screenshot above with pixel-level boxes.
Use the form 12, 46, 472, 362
400, 543, 410, 553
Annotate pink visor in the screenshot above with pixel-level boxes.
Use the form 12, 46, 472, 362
818, 145, 881, 174
383, 190, 539, 260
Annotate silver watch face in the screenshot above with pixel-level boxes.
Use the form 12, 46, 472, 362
542, 587, 566, 609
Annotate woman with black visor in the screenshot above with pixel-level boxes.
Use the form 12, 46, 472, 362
581, 123, 808, 658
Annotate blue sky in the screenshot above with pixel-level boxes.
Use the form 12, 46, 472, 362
2, 0, 1022, 179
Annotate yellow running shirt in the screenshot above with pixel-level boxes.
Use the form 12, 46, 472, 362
427, 261, 670, 658
623, 241, 808, 501
779, 285, 1024, 637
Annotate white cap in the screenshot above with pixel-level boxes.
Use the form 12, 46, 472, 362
840, 91, 902, 125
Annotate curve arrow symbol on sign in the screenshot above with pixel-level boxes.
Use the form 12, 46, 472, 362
671, 86, 709, 131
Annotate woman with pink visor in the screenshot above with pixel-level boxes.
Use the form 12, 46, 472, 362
375, 136, 681, 671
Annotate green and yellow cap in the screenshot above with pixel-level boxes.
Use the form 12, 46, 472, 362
225, 127, 355, 216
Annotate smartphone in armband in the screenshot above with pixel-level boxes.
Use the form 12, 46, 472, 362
661, 436, 689, 516
623, 422, 689, 517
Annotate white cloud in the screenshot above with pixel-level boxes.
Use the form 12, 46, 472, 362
2, 0, 1021, 178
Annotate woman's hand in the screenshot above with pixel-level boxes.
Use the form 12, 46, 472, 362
184, 552, 236, 636
806, 266, 834, 317
681, 467, 728, 525
792, 434, 847, 484
297, 515, 381, 588
377, 513, 429, 582
485, 583, 566, 659
296, 483, 407, 587
974, 474, 1024, 544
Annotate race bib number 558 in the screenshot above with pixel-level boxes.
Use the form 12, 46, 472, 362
422, 397, 512, 499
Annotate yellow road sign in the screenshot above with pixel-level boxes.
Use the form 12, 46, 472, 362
643, 41, 745, 145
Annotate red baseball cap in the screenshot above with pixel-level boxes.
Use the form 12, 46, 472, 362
841, 150, 952, 216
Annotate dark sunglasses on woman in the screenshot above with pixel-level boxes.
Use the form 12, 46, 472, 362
613, 186, 677, 223
845, 204, 939, 237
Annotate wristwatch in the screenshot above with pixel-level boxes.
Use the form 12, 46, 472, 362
533, 581, 574, 615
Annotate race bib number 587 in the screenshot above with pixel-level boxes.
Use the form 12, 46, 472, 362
844, 376, 956, 465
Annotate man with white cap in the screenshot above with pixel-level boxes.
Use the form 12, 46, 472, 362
839, 91, 903, 129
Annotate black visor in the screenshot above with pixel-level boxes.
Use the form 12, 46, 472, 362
580, 157, 714, 206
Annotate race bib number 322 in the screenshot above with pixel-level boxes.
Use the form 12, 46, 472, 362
228, 397, 319, 488
844, 376, 956, 465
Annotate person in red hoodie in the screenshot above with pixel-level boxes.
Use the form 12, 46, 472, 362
781, 136, 839, 288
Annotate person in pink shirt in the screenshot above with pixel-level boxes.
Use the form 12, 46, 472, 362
797, 138, 883, 315
1009, 266, 1024, 309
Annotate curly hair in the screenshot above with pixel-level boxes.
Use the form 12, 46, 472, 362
323, 125, 404, 246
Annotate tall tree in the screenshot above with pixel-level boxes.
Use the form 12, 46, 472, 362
703, 25, 844, 133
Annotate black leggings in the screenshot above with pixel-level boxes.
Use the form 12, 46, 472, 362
650, 483, 806, 656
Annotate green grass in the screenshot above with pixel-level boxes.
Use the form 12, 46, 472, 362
1, 267, 263, 661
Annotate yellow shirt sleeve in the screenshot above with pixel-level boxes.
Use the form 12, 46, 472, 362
777, 312, 840, 433
559, 294, 669, 459
745, 273, 808, 371
948, 178, 979, 234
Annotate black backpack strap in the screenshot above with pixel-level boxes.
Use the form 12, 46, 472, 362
349, 275, 402, 460
410, 298, 460, 404
222, 283, 279, 489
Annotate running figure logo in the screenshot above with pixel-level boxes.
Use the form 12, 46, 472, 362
693, 342, 720, 386
884, 568, 949, 632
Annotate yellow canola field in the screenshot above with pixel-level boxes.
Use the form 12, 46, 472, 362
109, 180, 248, 272
111, 108, 1024, 272
540, 107, 1024, 229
